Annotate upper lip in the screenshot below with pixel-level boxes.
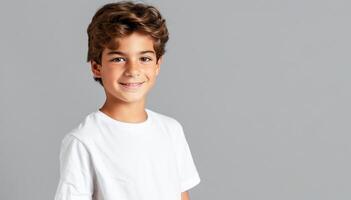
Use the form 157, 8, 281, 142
119, 81, 144, 84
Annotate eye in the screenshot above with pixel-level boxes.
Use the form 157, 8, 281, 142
111, 57, 126, 62
140, 57, 152, 62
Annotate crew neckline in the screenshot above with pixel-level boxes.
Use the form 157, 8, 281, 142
95, 108, 153, 129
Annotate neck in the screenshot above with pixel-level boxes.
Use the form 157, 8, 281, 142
99, 95, 148, 123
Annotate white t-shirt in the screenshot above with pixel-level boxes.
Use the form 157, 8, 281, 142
54, 108, 201, 200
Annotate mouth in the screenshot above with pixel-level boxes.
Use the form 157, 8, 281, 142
119, 81, 145, 89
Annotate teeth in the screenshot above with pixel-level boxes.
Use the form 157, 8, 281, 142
120, 82, 143, 86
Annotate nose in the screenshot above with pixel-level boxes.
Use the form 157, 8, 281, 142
124, 59, 140, 77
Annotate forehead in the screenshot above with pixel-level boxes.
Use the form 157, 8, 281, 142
104, 32, 155, 54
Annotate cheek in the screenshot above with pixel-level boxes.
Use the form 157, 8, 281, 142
145, 68, 158, 79
103, 67, 121, 80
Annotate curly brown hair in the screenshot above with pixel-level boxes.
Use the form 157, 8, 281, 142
86, 1, 169, 86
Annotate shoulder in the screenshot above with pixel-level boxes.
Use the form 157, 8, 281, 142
60, 111, 100, 146
147, 108, 185, 140
147, 108, 183, 129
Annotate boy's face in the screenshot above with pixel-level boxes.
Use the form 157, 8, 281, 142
91, 32, 162, 105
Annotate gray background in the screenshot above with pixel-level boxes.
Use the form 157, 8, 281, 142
0, 0, 350, 199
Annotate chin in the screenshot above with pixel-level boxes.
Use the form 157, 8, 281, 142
121, 96, 146, 104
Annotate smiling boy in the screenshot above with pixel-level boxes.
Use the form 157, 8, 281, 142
54, 1, 201, 200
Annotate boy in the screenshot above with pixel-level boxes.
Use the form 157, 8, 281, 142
54, 1, 201, 200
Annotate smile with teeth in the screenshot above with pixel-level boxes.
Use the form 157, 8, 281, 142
119, 81, 145, 89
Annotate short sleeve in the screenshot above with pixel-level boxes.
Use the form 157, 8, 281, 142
54, 134, 95, 200
173, 122, 201, 192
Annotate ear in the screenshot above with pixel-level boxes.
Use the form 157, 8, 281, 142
91, 60, 102, 78
155, 56, 163, 76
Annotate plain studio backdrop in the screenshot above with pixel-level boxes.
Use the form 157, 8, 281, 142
0, 0, 350, 199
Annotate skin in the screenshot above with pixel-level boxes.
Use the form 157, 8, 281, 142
91, 31, 191, 199
182, 191, 190, 200
91, 31, 162, 123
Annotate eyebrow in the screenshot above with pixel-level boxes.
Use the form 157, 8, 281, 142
106, 50, 155, 56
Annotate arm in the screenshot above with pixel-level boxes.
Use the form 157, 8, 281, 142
54, 134, 94, 200
175, 122, 201, 200
181, 191, 190, 200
